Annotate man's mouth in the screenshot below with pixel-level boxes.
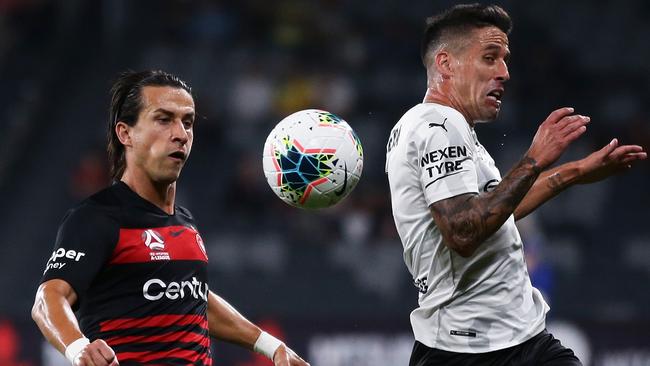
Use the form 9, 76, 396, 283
169, 151, 187, 161
486, 88, 504, 104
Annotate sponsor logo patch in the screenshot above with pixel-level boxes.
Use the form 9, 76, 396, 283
44, 248, 86, 273
142, 277, 208, 302
421, 145, 472, 187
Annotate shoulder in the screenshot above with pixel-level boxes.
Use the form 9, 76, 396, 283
60, 185, 122, 230
403, 104, 472, 147
413, 104, 469, 134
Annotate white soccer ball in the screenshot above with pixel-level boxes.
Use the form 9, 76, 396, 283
262, 109, 363, 209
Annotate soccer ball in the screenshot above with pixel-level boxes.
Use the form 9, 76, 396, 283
262, 109, 363, 209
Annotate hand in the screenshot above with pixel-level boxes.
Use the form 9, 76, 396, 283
73, 339, 119, 366
273, 344, 310, 366
526, 107, 590, 169
576, 138, 647, 184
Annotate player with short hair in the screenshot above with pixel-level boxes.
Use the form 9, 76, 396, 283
32, 70, 309, 366
385, 4, 646, 365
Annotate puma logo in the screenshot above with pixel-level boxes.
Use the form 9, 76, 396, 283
428, 118, 448, 132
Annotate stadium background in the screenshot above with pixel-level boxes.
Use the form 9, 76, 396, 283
0, 0, 649, 365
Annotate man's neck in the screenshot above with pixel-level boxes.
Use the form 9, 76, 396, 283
423, 88, 475, 127
120, 171, 176, 215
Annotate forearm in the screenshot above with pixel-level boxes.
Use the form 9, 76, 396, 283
207, 290, 261, 349
514, 161, 582, 220
431, 156, 541, 257
32, 281, 84, 354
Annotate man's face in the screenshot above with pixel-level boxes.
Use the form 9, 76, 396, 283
451, 26, 510, 123
126, 86, 195, 184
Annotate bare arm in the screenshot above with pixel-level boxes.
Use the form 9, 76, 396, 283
32, 279, 83, 354
513, 161, 580, 220
515, 138, 647, 220
207, 290, 309, 366
206, 290, 261, 348
430, 107, 589, 257
431, 156, 541, 257
32, 280, 118, 365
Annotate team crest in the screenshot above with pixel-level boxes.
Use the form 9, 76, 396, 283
195, 233, 207, 259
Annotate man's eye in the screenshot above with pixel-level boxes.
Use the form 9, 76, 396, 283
183, 120, 194, 128
484, 55, 495, 62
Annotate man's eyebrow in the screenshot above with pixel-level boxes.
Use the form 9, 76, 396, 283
484, 43, 511, 59
152, 108, 195, 118
152, 108, 174, 116
483, 43, 505, 51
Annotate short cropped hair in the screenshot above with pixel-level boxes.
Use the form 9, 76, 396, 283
107, 70, 192, 181
421, 4, 512, 67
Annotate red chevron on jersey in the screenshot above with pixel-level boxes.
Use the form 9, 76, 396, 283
116, 348, 211, 364
106, 329, 210, 347
100, 314, 207, 332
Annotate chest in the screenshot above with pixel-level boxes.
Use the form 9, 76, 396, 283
109, 225, 208, 265
471, 135, 502, 193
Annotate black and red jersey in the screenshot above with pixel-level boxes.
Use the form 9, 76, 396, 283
41, 182, 212, 365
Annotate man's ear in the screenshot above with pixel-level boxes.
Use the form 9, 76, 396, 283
434, 50, 454, 78
115, 121, 132, 147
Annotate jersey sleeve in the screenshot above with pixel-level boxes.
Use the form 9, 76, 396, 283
416, 110, 478, 205
40, 204, 119, 303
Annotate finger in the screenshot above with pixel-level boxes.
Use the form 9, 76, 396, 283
611, 145, 645, 159
288, 350, 309, 366
273, 347, 290, 366
89, 349, 110, 366
96, 344, 117, 363
563, 124, 587, 143
598, 138, 619, 156
609, 146, 644, 160
557, 114, 589, 129
559, 116, 590, 135
621, 152, 647, 164
545, 107, 575, 124
277, 354, 290, 366
78, 355, 96, 366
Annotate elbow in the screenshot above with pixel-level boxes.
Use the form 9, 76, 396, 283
31, 296, 43, 324
31, 284, 50, 324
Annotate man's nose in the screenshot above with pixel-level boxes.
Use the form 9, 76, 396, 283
497, 60, 510, 82
171, 119, 189, 144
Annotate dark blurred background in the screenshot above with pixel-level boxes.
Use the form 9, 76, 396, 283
0, 0, 649, 365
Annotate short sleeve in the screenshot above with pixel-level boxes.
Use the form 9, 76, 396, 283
40, 204, 119, 301
416, 109, 478, 205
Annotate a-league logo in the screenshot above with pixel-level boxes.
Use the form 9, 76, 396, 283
142, 229, 165, 251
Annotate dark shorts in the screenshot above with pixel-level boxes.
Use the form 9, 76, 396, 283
409, 329, 582, 366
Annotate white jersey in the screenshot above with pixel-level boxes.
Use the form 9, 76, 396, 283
385, 103, 548, 353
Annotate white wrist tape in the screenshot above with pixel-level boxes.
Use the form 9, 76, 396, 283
65, 337, 90, 364
253, 331, 283, 360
